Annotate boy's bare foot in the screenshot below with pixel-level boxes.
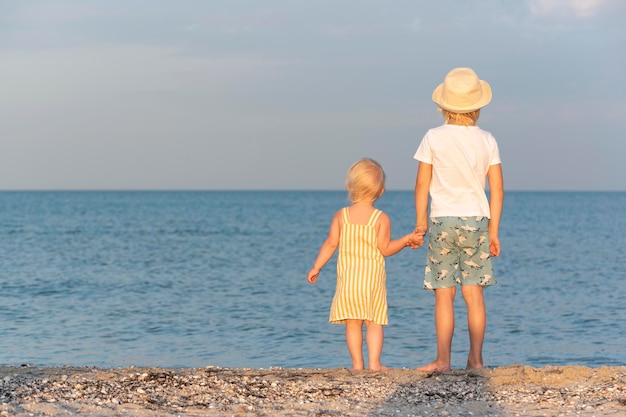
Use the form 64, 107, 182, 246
466, 359, 484, 370
369, 364, 390, 371
415, 361, 451, 373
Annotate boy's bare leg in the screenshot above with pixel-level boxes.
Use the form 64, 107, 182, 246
416, 287, 456, 372
364, 320, 389, 371
345, 319, 365, 370
462, 285, 486, 370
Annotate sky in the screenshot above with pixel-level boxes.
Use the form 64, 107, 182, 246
0, 0, 625, 191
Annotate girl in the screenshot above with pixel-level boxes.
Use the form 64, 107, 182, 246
307, 158, 423, 371
413, 67, 504, 372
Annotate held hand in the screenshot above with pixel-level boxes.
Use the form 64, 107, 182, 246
307, 269, 320, 284
407, 226, 427, 249
407, 232, 424, 249
414, 226, 427, 236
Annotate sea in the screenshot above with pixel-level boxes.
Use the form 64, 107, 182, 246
0, 191, 624, 370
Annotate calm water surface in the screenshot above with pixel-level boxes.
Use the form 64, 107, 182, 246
0, 191, 624, 369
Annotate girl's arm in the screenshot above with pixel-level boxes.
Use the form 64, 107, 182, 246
376, 212, 414, 257
307, 210, 341, 284
414, 162, 432, 233
487, 163, 504, 257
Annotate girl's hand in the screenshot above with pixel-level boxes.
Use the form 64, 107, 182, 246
407, 232, 424, 248
407, 226, 427, 248
307, 269, 320, 284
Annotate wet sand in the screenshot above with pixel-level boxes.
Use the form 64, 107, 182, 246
1, 365, 625, 416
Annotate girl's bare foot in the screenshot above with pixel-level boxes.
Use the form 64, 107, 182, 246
415, 361, 451, 373
369, 364, 390, 371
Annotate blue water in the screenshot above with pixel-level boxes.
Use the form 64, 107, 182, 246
0, 191, 624, 370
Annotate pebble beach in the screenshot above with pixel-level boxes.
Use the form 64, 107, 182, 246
1, 365, 625, 416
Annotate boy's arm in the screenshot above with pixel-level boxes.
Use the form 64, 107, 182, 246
414, 162, 432, 232
307, 211, 341, 283
487, 164, 504, 257
376, 213, 413, 257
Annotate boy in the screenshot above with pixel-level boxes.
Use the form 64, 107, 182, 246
413, 67, 504, 372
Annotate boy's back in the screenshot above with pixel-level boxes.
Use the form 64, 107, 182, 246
415, 124, 500, 218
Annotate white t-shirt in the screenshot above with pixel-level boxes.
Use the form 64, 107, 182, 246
413, 124, 501, 218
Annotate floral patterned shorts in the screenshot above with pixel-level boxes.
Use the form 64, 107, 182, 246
423, 216, 496, 290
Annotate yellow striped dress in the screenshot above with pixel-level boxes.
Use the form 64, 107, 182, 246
329, 207, 388, 326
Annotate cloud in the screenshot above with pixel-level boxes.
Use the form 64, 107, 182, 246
3, 2, 103, 24
528, 0, 608, 18
183, 23, 200, 32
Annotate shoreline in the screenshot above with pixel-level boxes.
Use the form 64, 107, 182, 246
1, 365, 625, 416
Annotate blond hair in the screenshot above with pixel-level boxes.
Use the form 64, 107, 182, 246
346, 158, 385, 203
441, 109, 481, 126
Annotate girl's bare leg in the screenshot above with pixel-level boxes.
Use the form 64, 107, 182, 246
462, 285, 486, 370
416, 287, 456, 372
345, 319, 365, 370
364, 320, 389, 371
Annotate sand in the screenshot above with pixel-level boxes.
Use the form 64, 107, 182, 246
1, 365, 625, 416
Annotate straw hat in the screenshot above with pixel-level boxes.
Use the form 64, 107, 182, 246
432, 67, 492, 113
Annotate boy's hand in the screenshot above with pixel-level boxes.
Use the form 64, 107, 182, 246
414, 226, 427, 236
408, 231, 424, 248
490, 236, 501, 257
407, 226, 427, 248
307, 269, 320, 284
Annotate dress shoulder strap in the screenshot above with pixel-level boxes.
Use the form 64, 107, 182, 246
341, 207, 350, 224
367, 209, 382, 227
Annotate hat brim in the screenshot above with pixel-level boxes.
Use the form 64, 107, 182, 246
432, 80, 492, 113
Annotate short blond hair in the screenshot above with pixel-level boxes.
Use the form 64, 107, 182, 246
441, 109, 481, 126
346, 158, 385, 203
